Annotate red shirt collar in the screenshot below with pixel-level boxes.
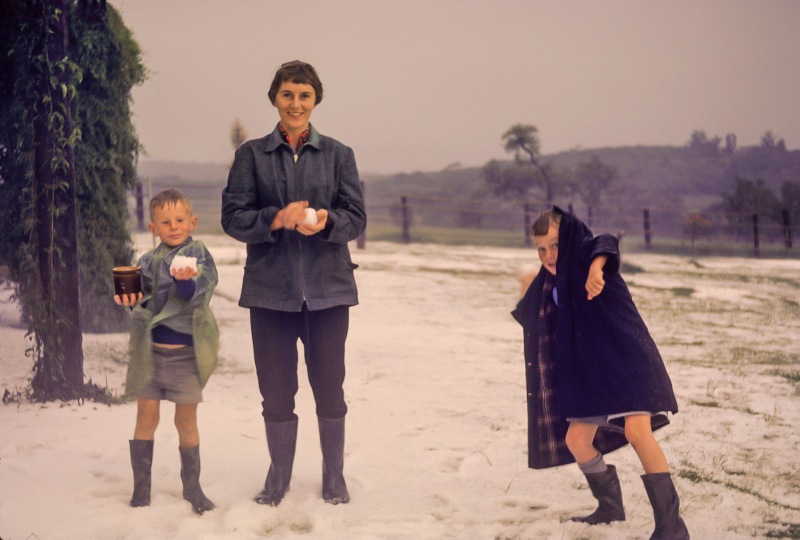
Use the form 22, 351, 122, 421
278, 124, 311, 152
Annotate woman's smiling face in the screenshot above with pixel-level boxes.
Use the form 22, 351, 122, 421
273, 81, 316, 136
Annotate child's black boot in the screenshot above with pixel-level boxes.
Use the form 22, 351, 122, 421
254, 418, 298, 506
129, 439, 153, 507
318, 416, 350, 504
179, 445, 215, 515
570, 464, 626, 524
641, 473, 689, 539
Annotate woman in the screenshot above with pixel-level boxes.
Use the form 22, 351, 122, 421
221, 60, 366, 506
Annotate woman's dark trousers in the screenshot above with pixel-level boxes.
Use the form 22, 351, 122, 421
250, 305, 349, 505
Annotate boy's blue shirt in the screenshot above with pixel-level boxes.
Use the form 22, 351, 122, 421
124, 237, 219, 397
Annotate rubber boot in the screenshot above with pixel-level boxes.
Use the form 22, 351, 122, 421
254, 418, 298, 506
129, 439, 153, 507
570, 464, 626, 524
179, 445, 215, 515
318, 416, 350, 505
642, 473, 690, 539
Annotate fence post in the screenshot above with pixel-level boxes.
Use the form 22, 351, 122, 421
401, 196, 411, 244
752, 214, 760, 257
643, 209, 652, 250
523, 203, 532, 246
356, 181, 366, 249
783, 208, 793, 249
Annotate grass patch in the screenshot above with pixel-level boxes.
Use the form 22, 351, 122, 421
365, 224, 527, 248
764, 521, 800, 539
689, 399, 721, 408
731, 348, 798, 366
671, 287, 694, 297
363, 224, 800, 258
417, 266, 511, 279
620, 261, 644, 274
679, 462, 798, 512
764, 369, 800, 383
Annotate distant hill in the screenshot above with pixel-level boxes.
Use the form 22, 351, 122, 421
136, 145, 800, 236
364, 144, 800, 212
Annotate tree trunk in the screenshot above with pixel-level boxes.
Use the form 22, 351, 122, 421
31, 0, 84, 396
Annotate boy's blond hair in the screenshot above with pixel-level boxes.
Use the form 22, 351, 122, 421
531, 209, 561, 237
149, 188, 194, 221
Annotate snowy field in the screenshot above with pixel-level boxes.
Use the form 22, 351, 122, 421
1, 234, 799, 540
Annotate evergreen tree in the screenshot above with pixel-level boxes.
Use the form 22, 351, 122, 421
70, 0, 146, 332
0, 0, 144, 400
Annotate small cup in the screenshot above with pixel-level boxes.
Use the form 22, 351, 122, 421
113, 266, 142, 296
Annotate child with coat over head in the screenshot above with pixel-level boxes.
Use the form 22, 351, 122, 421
512, 207, 689, 539
116, 189, 219, 515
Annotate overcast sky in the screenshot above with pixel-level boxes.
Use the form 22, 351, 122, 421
110, 0, 800, 175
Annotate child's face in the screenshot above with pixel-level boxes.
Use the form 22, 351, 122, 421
148, 201, 197, 247
533, 221, 559, 275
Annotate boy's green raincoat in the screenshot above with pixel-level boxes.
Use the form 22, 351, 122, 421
125, 239, 219, 397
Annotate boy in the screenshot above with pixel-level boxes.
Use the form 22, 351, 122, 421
115, 189, 219, 515
512, 208, 689, 539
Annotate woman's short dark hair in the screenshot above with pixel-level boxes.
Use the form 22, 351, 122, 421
268, 60, 323, 105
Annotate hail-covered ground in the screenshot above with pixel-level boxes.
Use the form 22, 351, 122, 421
1, 235, 798, 540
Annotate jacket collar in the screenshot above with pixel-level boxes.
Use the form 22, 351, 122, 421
263, 123, 321, 153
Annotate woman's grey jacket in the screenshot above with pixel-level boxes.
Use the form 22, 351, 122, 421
221, 124, 366, 312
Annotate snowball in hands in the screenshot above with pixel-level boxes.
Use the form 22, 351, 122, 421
170, 255, 197, 273
303, 208, 319, 226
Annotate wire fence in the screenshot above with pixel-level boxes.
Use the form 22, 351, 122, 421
137, 180, 797, 259
360, 193, 796, 257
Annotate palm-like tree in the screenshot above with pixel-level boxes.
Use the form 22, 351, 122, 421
502, 124, 555, 203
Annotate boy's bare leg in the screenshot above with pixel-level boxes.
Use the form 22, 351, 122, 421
175, 403, 200, 448
624, 414, 669, 474
134, 398, 160, 440
565, 421, 601, 463
566, 420, 625, 524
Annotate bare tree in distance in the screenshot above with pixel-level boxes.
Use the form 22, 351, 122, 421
230, 118, 248, 150
571, 155, 619, 208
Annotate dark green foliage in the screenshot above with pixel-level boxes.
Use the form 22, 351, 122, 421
2, 1, 144, 333
722, 177, 782, 237
570, 155, 619, 207
0, 0, 144, 402
69, 3, 145, 332
781, 181, 800, 233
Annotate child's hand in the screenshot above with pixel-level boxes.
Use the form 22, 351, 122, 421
171, 267, 199, 281
115, 292, 143, 306
586, 255, 608, 300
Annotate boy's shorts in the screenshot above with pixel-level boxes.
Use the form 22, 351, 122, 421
137, 345, 203, 404
568, 411, 664, 434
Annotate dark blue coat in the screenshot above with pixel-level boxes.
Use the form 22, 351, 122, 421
513, 208, 678, 468
221, 124, 366, 312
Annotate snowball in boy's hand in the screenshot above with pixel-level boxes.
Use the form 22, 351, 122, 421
303, 208, 318, 226
170, 255, 198, 273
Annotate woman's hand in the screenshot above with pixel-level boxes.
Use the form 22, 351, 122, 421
296, 208, 328, 236
115, 292, 143, 306
271, 201, 309, 231
586, 255, 608, 300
